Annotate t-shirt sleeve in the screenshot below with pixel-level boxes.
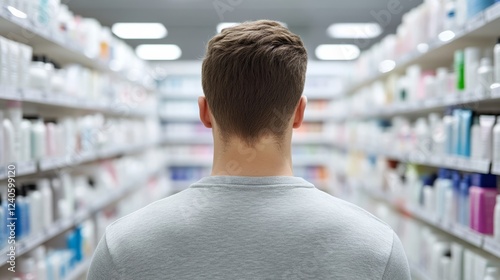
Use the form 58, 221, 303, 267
382, 231, 411, 280
87, 232, 121, 280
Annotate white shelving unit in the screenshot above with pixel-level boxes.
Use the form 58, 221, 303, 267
0, 163, 166, 264
0, 7, 154, 90
0, 6, 168, 279
329, 3, 500, 278
345, 2, 500, 96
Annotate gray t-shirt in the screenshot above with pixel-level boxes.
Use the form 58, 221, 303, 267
88, 176, 410, 280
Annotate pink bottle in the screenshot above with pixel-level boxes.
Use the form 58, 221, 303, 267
469, 174, 498, 234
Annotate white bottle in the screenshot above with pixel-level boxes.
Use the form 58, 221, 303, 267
28, 190, 42, 236
60, 173, 74, 216
495, 195, 500, 242
3, 118, 15, 164
477, 57, 494, 95
18, 257, 36, 280
424, 186, 436, 216
484, 267, 500, 280
20, 120, 32, 162
494, 116, 500, 163
6, 101, 22, 163
30, 246, 47, 280
471, 117, 482, 159
494, 38, 500, 84
37, 179, 53, 229
31, 119, 46, 160
465, 47, 481, 94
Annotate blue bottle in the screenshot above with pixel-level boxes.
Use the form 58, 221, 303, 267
467, 0, 495, 18
458, 174, 473, 226
451, 171, 462, 224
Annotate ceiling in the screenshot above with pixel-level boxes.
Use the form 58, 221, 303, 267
67, 0, 423, 61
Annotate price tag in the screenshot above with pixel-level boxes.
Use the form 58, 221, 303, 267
491, 86, 500, 98
444, 94, 458, 106
0, 86, 19, 100
485, 2, 500, 21
467, 13, 486, 32
492, 162, 500, 175
453, 225, 484, 246
16, 161, 37, 176
484, 237, 500, 258
39, 157, 65, 171
424, 98, 440, 109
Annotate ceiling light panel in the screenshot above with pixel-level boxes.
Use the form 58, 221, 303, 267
112, 23, 167, 39
327, 23, 382, 39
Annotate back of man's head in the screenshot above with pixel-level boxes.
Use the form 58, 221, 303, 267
202, 20, 308, 146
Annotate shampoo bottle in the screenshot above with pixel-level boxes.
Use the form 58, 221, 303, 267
495, 38, 500, 84
469, 174, 498, 234
494, 116, 500, 162
477, 57, 494, 95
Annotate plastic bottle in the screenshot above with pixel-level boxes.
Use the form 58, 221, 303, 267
484, 267, 500, 280
477, 57, 494, 95
495, 38, 500, 83
494, 195, 500, 242
37, 179, 53, 229
494, 116, 500, 162
18, 257, 36, 280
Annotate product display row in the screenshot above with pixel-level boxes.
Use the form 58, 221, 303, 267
0, 101, 160, 169
333, 109, 500, 165
0, 0, 153, 88
352, 0, 500, 86
0, 149, 171, 279
335, 41, 500, 120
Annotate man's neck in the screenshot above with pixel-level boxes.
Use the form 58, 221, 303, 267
211, 136, 294, 177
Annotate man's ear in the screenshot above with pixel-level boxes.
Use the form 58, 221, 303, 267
198, 96, 213, 128
292, 96, 307, 129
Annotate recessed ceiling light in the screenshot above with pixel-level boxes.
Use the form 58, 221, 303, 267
315, 44, 360, 61
217, 22, 240, 33
7, 6, 27, 19
135, 44, 182, 60
112, 23, 167, 39
327, 23, 382, 39
217, 21, 288, 33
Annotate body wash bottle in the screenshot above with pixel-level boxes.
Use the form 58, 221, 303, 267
495, 38, 500, 84
479, 115, 496, 161
469, 174, 498, 234
494, 116, 500, 163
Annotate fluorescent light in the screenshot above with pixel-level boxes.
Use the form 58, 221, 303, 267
135, 44, 182, 60
378, 60, 396, 73
217, 22, 240, 33
112, 23, 167, 39
327, 23, 382, 39
7, 6, 27, 19
217, 21, 288, 33
438, 30, 455, 42
315, 44, 360, 61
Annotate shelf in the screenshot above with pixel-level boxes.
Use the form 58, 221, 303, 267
64, 259, 91, 280
339, 144, 492, 174
346, 2, 500, 95
293, 134, 334, 145
304, 91, 339, 100
163, 136, 213, 145
161, 92, 202, 99
166, 156, 212, 166
336, 87, 500, 121
303, 112, 334, 122
0, 87, 153, 117
0, 7, 153, 91
0, 165, 165, 265
292, 155, 331, 166
0, 141, 160, 180
160, 114, 200, 122
410, 263, 432, 280
363, 187, 500, 259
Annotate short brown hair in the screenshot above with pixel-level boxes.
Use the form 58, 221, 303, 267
202, 20, 308, 145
